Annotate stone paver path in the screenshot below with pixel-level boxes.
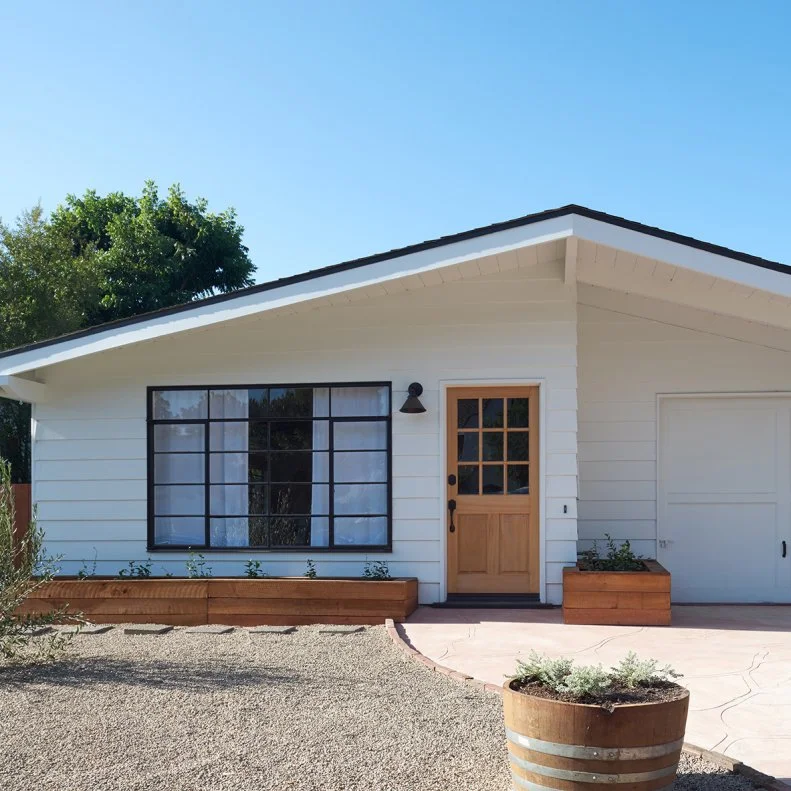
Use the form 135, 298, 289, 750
403, 605, 791, 783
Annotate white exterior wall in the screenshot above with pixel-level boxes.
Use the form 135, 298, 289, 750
32, 260, 578, 604
577, 284, 791, 558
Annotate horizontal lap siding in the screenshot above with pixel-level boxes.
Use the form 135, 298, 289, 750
34, 262, 578, 604
577, 285, 791, 556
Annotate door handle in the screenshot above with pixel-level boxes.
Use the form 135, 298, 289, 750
448, 499, 457, 533
783, 540, 787, 559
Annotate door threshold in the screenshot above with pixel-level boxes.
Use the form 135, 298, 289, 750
432, 594, 555, 610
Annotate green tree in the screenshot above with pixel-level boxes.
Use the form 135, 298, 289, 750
0, 182, 255, 481
51, 181, 254, 323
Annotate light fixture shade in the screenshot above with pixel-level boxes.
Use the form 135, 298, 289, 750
400, 382, 426, 414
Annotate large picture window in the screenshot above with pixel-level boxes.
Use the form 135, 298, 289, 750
147, 383, 391, 551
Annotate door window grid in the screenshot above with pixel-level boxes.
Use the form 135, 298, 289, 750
456, 396, 530, 495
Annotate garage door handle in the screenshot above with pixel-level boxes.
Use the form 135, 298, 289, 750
783, 540, 787, 559
448, 499, 457, 533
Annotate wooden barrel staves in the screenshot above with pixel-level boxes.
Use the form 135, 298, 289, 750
502, 682, 689, 790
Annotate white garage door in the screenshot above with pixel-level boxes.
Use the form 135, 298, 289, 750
658, 397, 791, 603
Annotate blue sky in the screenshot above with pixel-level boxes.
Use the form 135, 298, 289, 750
1, 1, 790, 282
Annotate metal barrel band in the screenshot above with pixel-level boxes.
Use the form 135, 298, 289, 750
508, 753, 678, 784
505, 727, 684, 761
510, 772, 676, 791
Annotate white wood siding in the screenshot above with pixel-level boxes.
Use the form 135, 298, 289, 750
33, 260, 578, 604
577, 284, 791, 559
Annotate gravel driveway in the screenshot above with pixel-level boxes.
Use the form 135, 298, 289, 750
1, 626, 759, 791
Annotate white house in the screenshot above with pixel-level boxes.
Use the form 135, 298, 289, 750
2, 205, 791, 605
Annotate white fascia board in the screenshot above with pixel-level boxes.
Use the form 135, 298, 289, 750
0, 375, 49, 403
0, 216, 573, 376
571, 214, 791, 296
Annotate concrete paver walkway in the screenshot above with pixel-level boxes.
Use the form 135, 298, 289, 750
403, 606, 791, 783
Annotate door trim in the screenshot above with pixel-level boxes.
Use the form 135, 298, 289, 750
439, 378, 546, 603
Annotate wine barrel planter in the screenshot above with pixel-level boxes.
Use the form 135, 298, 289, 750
502, 681, 689, 790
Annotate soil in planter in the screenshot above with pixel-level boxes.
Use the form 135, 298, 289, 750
509, 679, 686, 710
577, 560, 649, 572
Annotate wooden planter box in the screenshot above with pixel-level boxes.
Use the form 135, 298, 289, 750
562, 560, 671, 626
20, 577, 419, 627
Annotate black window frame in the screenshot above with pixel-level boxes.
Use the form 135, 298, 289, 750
146, 381, 393, 553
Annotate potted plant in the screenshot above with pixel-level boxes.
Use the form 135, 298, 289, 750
503, 651, 688, 790
563, 535, 671, 626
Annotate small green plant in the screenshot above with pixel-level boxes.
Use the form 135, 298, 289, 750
612, 651, 682, 688
362, 560, 391, 580
579, 534, 645, 572
76, 548, 98, 579
510, 650, 681, 704
304, 559, 317, 579
117, 559, 152, 578
244, 559, 267, 578
185, 551, 212, 578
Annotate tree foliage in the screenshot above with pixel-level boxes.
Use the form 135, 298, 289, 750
0, 183, 255, 481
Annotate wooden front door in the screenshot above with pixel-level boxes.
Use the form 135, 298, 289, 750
446, 387, 539, 594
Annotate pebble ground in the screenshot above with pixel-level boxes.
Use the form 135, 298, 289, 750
1, 626, 759, 790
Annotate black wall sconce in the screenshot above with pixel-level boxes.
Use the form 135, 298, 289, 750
399, 382, 426, 414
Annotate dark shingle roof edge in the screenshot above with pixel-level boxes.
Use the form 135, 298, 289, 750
1, 203, 788, 362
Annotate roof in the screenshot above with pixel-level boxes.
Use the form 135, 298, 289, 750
1, 203, 789, 373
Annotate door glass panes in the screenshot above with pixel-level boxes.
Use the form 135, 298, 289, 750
151, 384, 390, 549
458, 465, 479, 494
457, 399, 478, 429
455, 395, 530, 496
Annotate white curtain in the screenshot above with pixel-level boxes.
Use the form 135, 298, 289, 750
330, 386, 388, 545
311, 388, 330, 546
209, 390, 249, 547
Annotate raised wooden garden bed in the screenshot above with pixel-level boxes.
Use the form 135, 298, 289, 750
19, 577, 419, 627
562, 560, 671, 626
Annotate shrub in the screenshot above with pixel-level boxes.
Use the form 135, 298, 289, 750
362, 560, 391, 580
579, 534, 645, 571
303, 559, 317, 579
510, 650, 681, 702
0, 458, 82, 662
244, 560, 267, 578
117, 559, 152, 578
612, 651, 682, 688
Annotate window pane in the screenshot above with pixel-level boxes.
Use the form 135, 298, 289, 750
508, 398, 529, 428
270, 452, 328, 482
482, 466, 504, 494
154, 424, 204, 452
309, 517, 329, 547
154, 453, 204, 484
210, 517, 253, 547
482, 433, 503, 461
155, 517, 205, 545
210, 484, 267, 515
152, 390, 207, 420
249, 389, 268, 418
507, 465, 529, 494
334, 484, 387, 515
249, 421, 268, 451
507, 432, 529, 461
210, 452, 267, 483
209, 390, 248, 419
331, 386, 389, 416
482, 398, 504, 428
210, 422, 249, 451
269, 387, 314, 418
457, 433, 478, 462
458, 466, 478, 495
270, 421, 314, 450
334, 421, 386, 450
269, 516, 311, 547
271, 483, 328, 515
333, 451, 387, 483
155, 485, 204, 515
334, 517, 388, 546
312, 388, 330, 417
457, 399, 478, 429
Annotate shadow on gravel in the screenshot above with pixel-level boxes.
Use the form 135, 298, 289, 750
0, 657, 301, 692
